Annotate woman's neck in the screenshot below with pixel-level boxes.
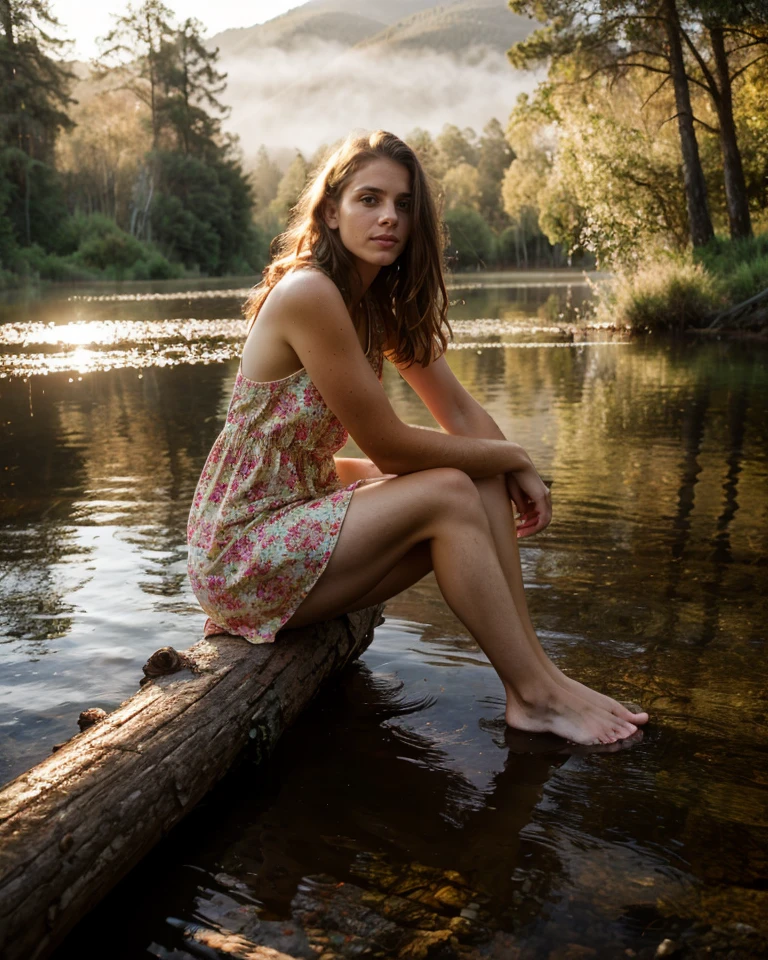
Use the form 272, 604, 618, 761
351, 260, 380, 306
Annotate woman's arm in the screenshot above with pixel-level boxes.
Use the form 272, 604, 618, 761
395, 353, 551, 537
273, 270, 535, 480
393, 352, 505, 440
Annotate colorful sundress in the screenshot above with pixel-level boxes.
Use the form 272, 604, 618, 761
187, 299, 384, 643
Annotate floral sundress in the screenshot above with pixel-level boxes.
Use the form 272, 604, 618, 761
187, 301, 384, 643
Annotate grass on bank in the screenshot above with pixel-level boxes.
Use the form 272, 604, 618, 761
595, 232, 768, 333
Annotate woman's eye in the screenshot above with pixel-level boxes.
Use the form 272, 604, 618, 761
361, 195, 377, 205
397, 201, 410, 211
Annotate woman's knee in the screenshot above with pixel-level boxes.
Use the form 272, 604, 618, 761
427, 468, 486, 520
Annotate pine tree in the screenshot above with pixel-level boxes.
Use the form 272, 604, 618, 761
0, 0, 73, 248
0, 0, 74, 162
97, 0, 175, 151
476, 118, 514, 229
157, 18, 229, 159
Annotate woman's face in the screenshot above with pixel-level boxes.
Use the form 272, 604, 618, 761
324, 157, 412, 283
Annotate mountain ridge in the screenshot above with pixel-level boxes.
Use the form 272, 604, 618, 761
211, 0, 532, 60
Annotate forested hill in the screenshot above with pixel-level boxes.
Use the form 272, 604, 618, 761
211, 0, 533, 59
210, 0, 536, 156
353, 0, 533, 55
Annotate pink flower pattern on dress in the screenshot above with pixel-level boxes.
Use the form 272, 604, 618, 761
187, 300, 384, 644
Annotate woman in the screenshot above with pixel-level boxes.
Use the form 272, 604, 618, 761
187, 130, 648, 746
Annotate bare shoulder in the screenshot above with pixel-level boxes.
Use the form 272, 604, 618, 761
265, 267, 345, 317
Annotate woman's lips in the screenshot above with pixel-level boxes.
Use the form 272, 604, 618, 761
372, 237, 398, 248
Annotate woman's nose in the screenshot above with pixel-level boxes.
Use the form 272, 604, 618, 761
379, 205, 398, 224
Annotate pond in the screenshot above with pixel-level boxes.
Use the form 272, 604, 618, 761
1, 272, 767, 958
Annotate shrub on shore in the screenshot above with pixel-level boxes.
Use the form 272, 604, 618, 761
597, 233, 768, 333
597, 259, 721, 333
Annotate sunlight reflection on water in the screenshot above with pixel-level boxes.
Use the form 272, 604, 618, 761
0, 316, 629, 378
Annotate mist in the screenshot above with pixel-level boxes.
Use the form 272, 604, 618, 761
218, 39, 540, 160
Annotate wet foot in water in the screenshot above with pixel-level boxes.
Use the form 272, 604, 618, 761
528, 645, 648, 726
504, 681, 639, 745
551, 668, 649, 727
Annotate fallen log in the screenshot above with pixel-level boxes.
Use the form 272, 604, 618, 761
0, 607, 383, 960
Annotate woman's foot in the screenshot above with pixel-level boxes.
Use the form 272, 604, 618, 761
530, 645, 649, 726
504, 681, 638, 745
552, 667, 649, 727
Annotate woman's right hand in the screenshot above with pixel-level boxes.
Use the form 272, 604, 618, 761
506, 466, 552, 538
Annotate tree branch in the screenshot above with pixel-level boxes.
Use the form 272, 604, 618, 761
678, 24, 719, 99
693, 115, 720, 135
730, 52, 768, 83
641, 73, 671, 108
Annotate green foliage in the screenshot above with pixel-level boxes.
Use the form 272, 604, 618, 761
1, 3, 259, 285
270, 152, 310, 225
156, 17, 229, 159
733, 59, 768, 215
433, 125, 478, 177
502, 74, 700, 266
695, 232, 768, 302
476, 119, 514, 229
444, 206, 496, 268
150, 150, 261, 274
725, 257, 768, 303
2, 212, 179, 282
53, 212, 124, 255
96, 0, 175, 150
442, 163, 480, 211
405, 128, 442, 181
0, 150, 69, 248
0, 0, 75, 164
74, 227, 153, 271
251, 146, 282, 220
9, 243, 92, 282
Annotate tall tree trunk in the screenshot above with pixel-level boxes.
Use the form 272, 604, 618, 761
146, 9, 159, 151
662, 0, 714, 247
0, 0, 20, 151
182, 44, 190, 155
709, 25, 753, 239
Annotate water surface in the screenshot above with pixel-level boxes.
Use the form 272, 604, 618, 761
1, 272, 766, 957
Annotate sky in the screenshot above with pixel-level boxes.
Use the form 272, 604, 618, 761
49, 0, 304, 60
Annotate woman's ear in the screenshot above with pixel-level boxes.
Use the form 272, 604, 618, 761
323, 198, 340, 230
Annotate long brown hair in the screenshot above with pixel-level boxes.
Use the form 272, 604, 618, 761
245, 130, 451, 367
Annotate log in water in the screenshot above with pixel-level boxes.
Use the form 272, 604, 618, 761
0, 607, 383, 960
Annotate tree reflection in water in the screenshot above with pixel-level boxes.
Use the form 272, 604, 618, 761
1, 281, 766, 956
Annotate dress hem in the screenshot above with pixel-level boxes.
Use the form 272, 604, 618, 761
197, 478, 366, 645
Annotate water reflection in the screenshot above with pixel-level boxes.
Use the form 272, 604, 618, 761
0, 277, 766, 956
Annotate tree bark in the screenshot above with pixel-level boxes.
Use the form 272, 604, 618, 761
662, 0, 715, 247
709, 25, 753, 240
0, 606, 383, 960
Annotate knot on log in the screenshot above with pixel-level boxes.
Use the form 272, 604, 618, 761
78, 708, 107, 732
140, 646, 196, 686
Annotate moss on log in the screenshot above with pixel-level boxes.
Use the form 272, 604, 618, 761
0, 607, 383, 960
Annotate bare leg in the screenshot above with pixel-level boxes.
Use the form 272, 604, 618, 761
286, 469, 638, 745
474, 476, 648, 726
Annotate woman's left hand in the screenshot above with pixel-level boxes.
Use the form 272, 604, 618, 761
506, 470, 552, 538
